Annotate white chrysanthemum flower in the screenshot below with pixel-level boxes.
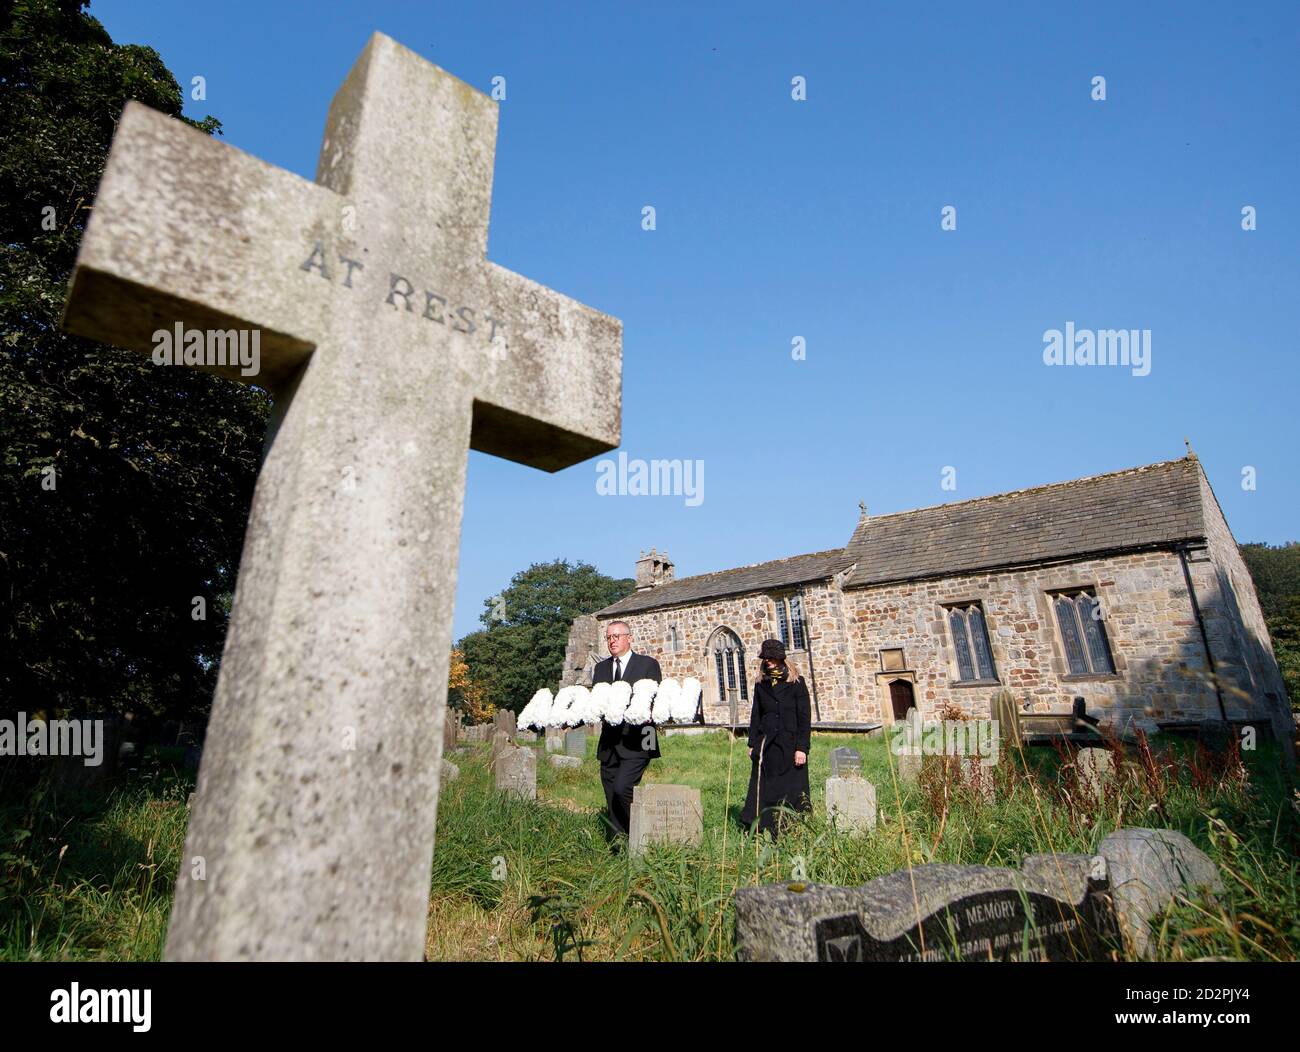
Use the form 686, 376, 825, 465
548, 686, 573, 728
569, 684, 592, 725
605, 680, 631, 725
589, 681, 612, 722
520, 687, 553, 729
624, 691, 652, 726
632, 677, 658, 701
652, 678, 678, 723
676, 678, 702, 722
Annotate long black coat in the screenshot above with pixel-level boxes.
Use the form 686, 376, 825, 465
740, 675, 812, 835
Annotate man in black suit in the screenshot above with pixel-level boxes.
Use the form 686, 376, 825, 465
591, 619, 662, 841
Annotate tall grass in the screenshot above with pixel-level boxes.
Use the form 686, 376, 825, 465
2, 731, 1295, 961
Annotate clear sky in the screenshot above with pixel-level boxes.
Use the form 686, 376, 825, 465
92, 0, 1300, 642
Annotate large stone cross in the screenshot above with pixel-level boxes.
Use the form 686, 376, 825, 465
62, 33, 620, 960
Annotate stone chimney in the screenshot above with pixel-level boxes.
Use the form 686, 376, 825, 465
635, 548, 675, 591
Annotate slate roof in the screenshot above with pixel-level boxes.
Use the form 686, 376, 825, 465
597, 548, 850, 617
595, 457, 1207, 615
843, 457, 1205, 588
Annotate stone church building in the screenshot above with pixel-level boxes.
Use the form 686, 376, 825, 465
562, 455, 1293, 742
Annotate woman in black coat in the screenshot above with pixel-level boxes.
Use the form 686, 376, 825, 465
739, 638, 812, 838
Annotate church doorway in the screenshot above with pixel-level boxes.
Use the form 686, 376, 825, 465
889, 679, 915, 722
707, 628, 748, 724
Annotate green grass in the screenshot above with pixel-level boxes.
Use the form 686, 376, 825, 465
3, 731, 1297, 961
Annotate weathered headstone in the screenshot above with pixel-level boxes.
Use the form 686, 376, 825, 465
493, 709, 517, 737
825, 777, 876, 835
1075, 747, 1115, 803
1097, 827, 1222, 959
441, 759, 459, 782
894, 751, 922, 786
735, 853, 1120, 962
62, 32, 621, 960
490, 729, 512, 766
495, 745, 537, 800
515, 729, 538, 743
545, 728, 565, 754
829, 747, 861, 779
991, 690, 1021, 747
564, 729, 587, 759
628, 784, 703, 856
443, 709, 459, 751
550, 754, 582, 769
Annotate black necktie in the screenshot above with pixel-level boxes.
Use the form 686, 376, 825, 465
613, 658, 621, 681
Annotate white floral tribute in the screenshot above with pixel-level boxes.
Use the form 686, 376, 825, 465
517, 676, 702, 730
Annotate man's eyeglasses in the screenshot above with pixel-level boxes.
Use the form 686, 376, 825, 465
605, 633, 629, 641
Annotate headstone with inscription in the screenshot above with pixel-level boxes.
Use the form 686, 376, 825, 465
564, 729, 587, 759
495, 745, 536, 800
735, 853, 1121, 962
829, 747, 861, 779
62, 32, 621, 960
545, 728, 565, 754
825, 777, 875, 835
628, 784, 703, 856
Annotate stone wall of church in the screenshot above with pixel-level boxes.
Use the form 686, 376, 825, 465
1194, 469, 1294, 737
593, 577, 861, 724
842, 550, 1225, 730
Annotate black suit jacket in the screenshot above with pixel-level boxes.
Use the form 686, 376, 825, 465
592, 652, 663, 762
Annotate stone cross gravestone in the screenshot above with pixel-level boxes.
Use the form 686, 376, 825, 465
829, 746, 861, 779
62, 33, 620, 960
495, 745, 537, 800
628, 784, 703, 856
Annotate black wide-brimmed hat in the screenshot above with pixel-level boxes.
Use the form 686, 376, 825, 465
758, 638, 786, 661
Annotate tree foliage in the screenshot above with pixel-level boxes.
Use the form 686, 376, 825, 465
0, 0, 268, 722
456, 560, 633, 718
1239, 541, 1300, 710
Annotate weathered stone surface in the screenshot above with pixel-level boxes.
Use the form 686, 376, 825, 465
550, 754, 582, 769
515, 730, 538, 743
734, 854, 1120, 962
62, 32, 621, 961
495, 746, 536, 800
1075, 747, 1116, 802
628, 784, 702, 856
829, 747, 861, 779
443, 709, 460, 751
1097, 827, 1222, 958
825, 777, 875, 834
559, 613, 600, 687
490, 729, 512, 766
441, 760, 459, 782
493, 709, 516, 737
895, 751, 922, 786
564, 729, 587, 758
545, 728, 565, 753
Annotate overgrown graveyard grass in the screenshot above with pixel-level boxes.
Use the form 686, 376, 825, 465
430, 730, 1299, 961
1, 731, 1295, 961
0, 757, 190, 961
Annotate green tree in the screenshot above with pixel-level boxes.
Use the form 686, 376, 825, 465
458, 560, 633, 715
1239, 541, 1300, 711
0, 0, 268, 724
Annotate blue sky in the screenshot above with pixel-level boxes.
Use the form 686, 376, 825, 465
93, 0, 1300, 641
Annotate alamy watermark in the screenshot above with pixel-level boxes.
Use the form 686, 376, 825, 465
889, 708, 999, 767
151, 322, 260, 377
1042, 322, 1150, 377
596, 451, 704, 507
1, 713, 104, 766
